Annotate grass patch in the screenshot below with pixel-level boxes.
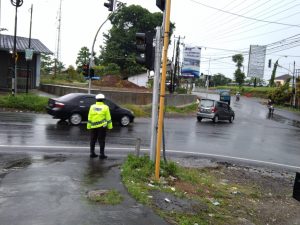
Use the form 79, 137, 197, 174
0, 94, 48, 112
275, 104, 300, 114
121, 103, 198, 117
88, 189, 123, 205
165, 103, 198, 114
213, 86, 276, 98
121, 155, 269, 225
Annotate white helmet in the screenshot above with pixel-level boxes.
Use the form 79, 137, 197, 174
95, 94, 105, 100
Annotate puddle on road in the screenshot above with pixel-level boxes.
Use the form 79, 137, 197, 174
267, 114, 300, 129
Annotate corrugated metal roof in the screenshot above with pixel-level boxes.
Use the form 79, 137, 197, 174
275, 74, 292, 80
0, 34, 53, 54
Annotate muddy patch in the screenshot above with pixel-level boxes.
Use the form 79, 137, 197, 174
150, 190, 207, 214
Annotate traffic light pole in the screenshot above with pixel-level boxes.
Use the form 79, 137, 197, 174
88, 2, 123, 94
150, 26, 162, 161
88, 15, 111, 94
155, 0, 171, 180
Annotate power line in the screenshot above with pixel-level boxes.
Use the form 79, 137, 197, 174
188, 0, 300, 28
203, 3, 300, 43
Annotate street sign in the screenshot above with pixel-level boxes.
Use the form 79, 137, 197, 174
247, 45, 267, 78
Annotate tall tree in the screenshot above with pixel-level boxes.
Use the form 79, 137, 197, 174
232, 54, 245, 86
211, 73, 231, 86
100, 4, 175, 76
76, 46, 90, 69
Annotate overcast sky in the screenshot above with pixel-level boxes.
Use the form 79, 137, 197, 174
1, 0, 300, 80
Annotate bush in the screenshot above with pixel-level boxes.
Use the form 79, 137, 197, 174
0, 94, 48, 112
267, 86, 292, 105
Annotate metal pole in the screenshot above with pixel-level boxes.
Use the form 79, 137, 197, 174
155, 0, 171, 180
88, 9, 118, 94
12, 2, 18, 96
26, 4, 33, 94
150, 26, 162, 161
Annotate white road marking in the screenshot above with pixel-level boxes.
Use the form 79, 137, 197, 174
0, 144, 299, 170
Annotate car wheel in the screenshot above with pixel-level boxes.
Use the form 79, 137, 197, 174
120, 115, 130, 127
213, 115, 219, 123
69, 113, 82, 125
197, 117, 202, 122
229, 115, 234, 123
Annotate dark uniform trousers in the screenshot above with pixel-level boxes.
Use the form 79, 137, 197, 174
90, 127, 107, 156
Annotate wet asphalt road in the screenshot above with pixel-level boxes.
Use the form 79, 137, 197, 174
0, 95, 300, 169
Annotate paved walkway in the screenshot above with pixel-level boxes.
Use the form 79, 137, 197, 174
0, 153, 169, 225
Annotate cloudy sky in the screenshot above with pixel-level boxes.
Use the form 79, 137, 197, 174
1, 0, 299, 80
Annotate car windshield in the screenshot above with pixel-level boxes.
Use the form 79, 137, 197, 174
200, 100, 214, 107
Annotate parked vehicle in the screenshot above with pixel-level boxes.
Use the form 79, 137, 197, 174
197, 99, 235, 123
219, 90, 231, 105
46, 93, 134, 126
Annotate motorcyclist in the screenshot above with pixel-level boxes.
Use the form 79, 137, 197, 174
267, 99, 274, 114
235, 92, 240, 101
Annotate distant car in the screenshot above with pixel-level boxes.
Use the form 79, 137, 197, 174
46, 93, 134, 126
197, 99, 235, 123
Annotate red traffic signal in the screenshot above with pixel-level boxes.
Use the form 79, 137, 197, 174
82, 64, 89, 76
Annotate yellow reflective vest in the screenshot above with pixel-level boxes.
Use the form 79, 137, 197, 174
87, 102, 113, 130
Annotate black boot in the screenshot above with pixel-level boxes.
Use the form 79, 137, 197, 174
90, 147, 98, 158
99, 149, 107, 159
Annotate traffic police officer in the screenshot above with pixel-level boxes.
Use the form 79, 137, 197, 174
87, 94, 113, 159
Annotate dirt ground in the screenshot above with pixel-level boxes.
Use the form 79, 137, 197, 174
92, 75, 151, 93
159, 157, 300, 225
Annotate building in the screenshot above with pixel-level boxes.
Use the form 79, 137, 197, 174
274, 74, 292, 86
0, 34, 52, 92
128, 73, 149, 87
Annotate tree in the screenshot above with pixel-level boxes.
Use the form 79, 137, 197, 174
99, 4, 175, 76
41, 54, 54, 75
76, 46, 91, 71
211, 73, 232, 86
232, 54, 245, 86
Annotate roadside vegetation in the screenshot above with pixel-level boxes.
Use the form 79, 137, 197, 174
0, 94, 48, 112
0, 93, 197, 116
121, 154, 298, 225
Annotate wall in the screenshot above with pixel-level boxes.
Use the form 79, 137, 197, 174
40, 84, 197, 106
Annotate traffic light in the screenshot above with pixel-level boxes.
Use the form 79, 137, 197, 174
82, 64, 89, 76
268, 59, 272, 68
89, 68, 95, 77
156, 0, 165, 11
104, 0, 114, 11
135, 32, 155, 70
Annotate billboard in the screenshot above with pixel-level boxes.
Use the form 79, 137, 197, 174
181, 46, 201, 78
247, 45, 267, 78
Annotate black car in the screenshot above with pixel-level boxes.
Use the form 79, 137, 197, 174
46, 93, 134, 126
197, 99, 235, 123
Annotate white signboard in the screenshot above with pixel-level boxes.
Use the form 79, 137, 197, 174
247, 45, 267, 78
25, 48, 34, 61
181, 46, 201, 78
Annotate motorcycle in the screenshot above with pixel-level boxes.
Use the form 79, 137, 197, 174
268, 104, 275, 115
236, 95, 240, 102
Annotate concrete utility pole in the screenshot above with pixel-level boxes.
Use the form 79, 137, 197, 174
155, 0, 171, 180
292, 61, 296, 107
171, 36, 184, 93
150, 26, 162, 161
